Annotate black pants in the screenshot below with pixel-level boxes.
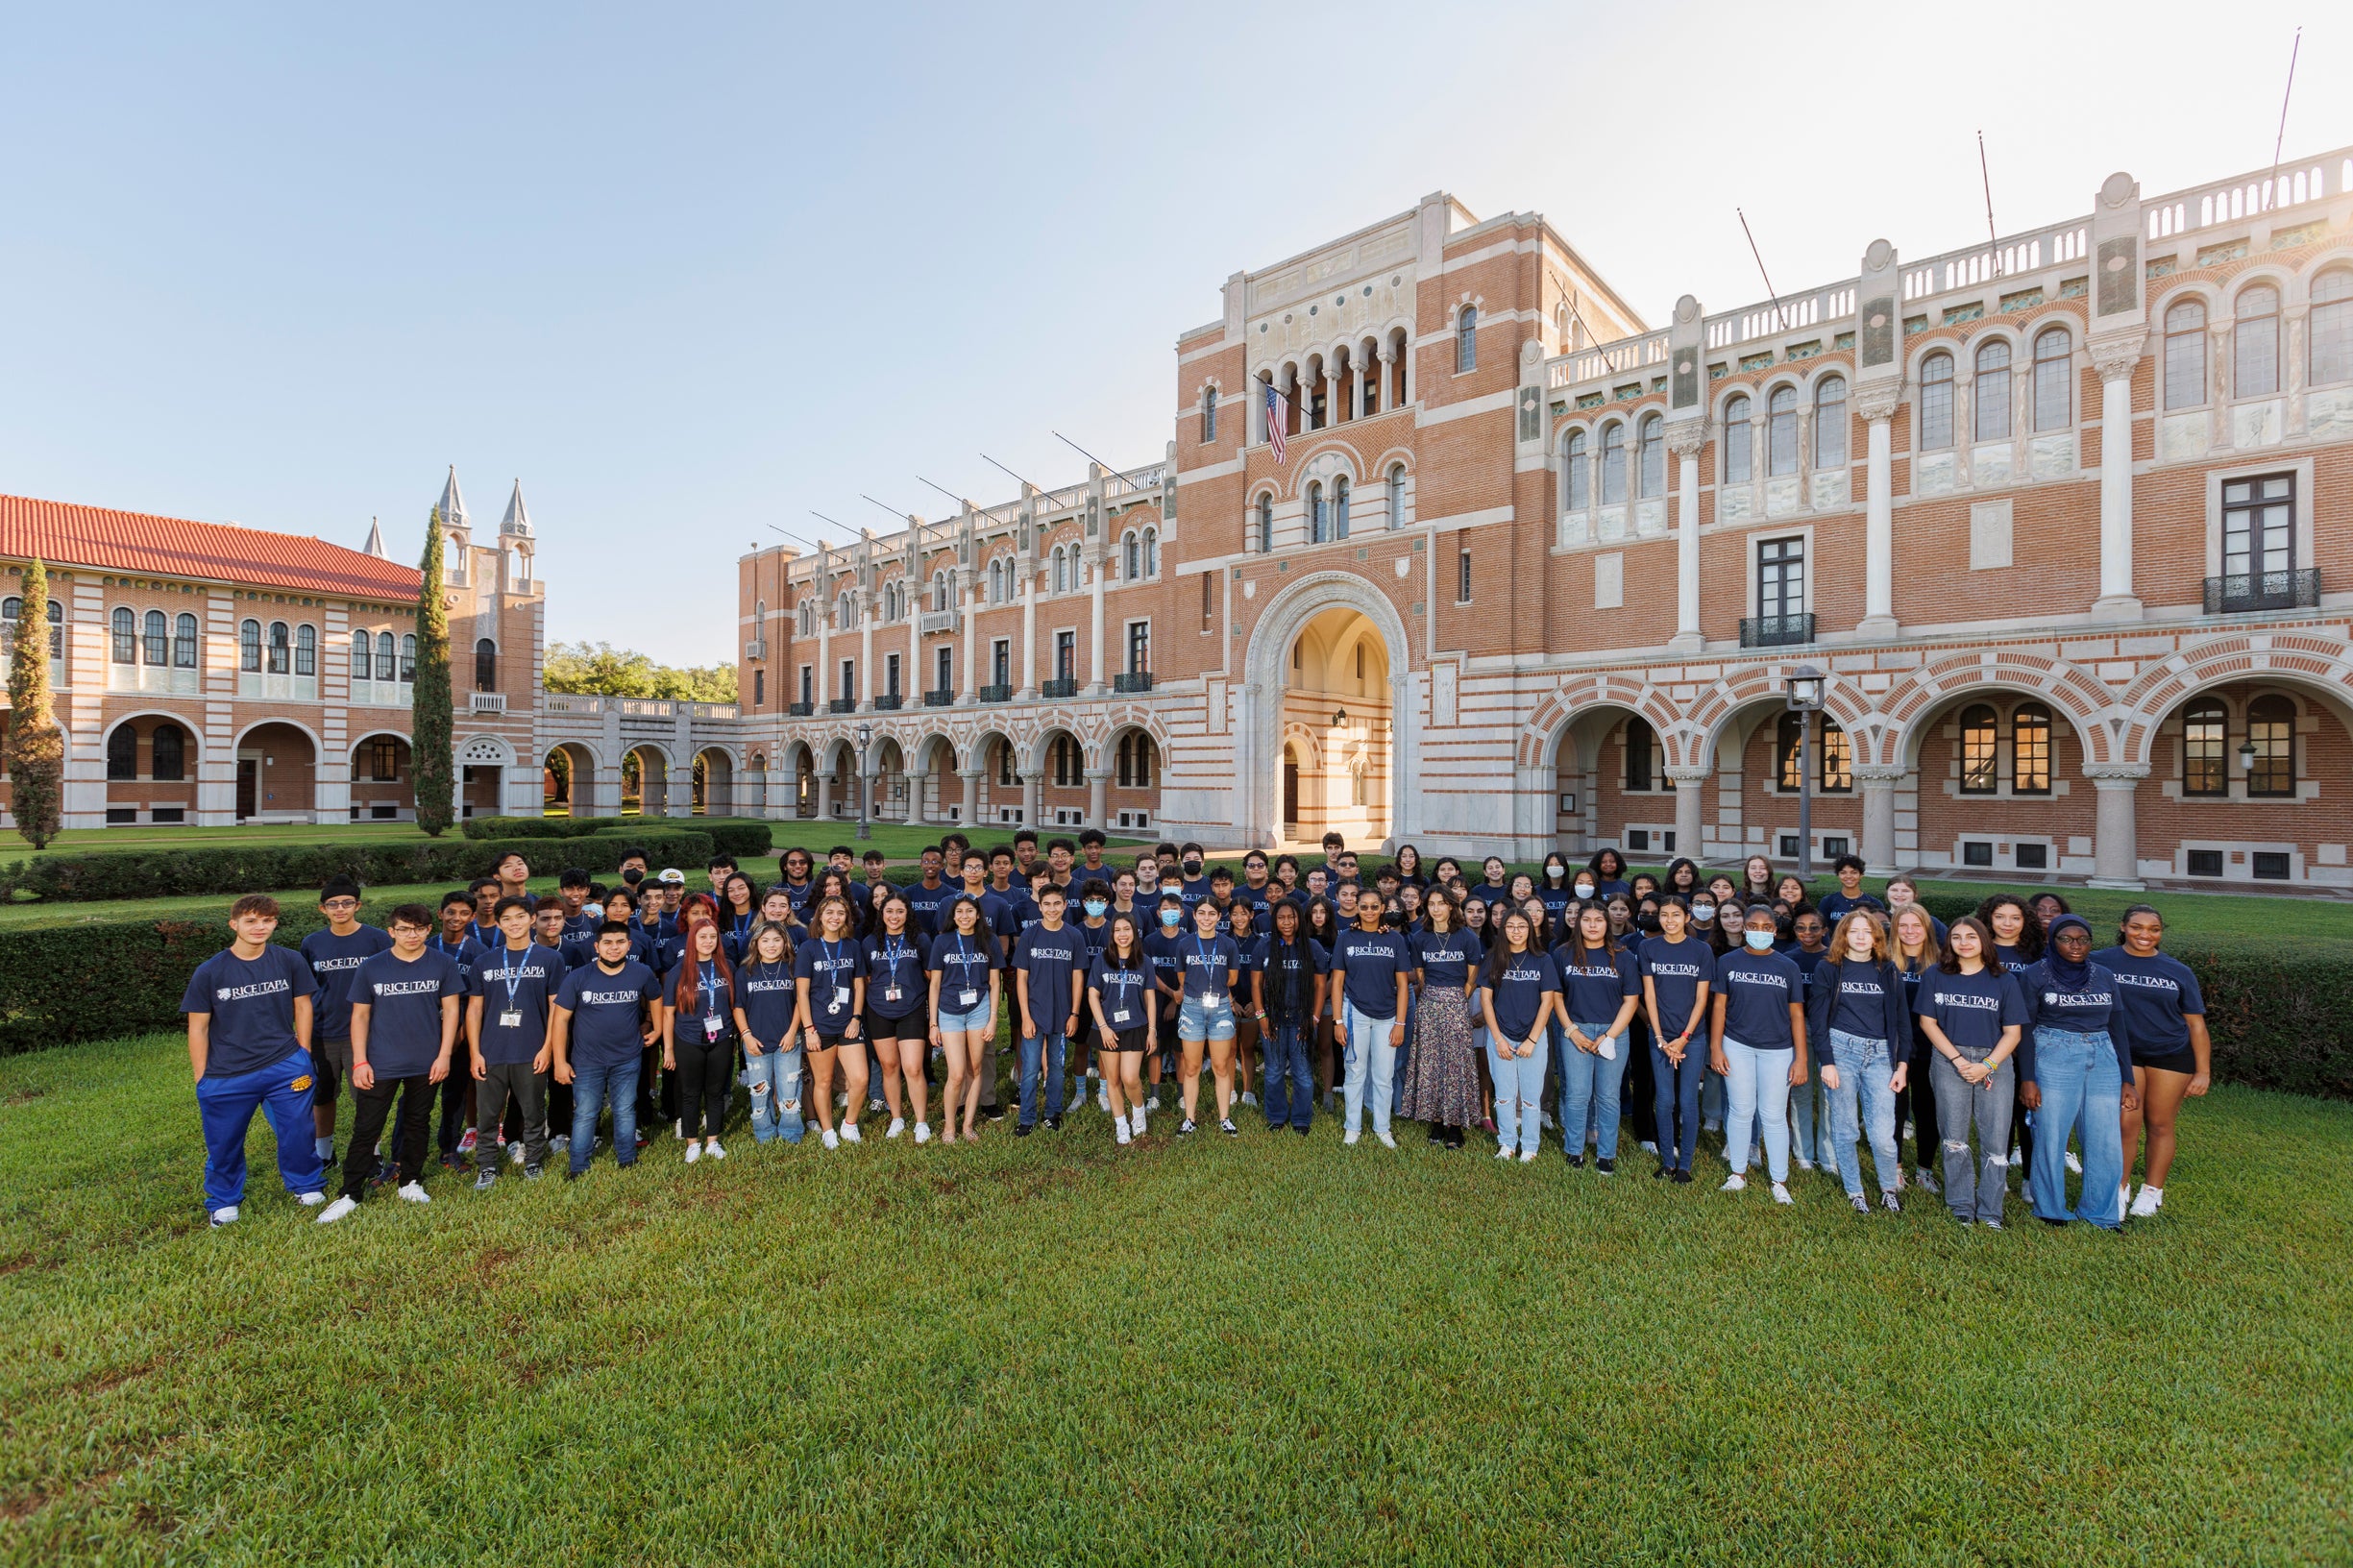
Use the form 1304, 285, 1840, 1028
635, 1043, 678, 1130
343, 1073, 432, 1200
477, 1062, 549, 1171
674, 1034, 733, 1139
1894, 1041, 1940, 1170
1625, 1017, 1657, 1144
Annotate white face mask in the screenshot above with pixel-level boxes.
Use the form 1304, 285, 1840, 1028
1744, 929, 1777, 950
1690, 902, 1715, 921
1574, 883, 1595, 899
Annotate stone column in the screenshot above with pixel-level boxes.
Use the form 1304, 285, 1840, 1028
2088, 764, 2149, 888
1667, 766, 1709, 861
1375, 344, 1393, 417
1087, 557, 1108, 696
1666, 420, 1706, 652
958, 767, 982, 829
959, 571, 979, 704
1022, 772, 1042, 828
859, 597, 875, 707
1086, 767, 1111, 832
814, 768, 833, 823
2089, 334, 2145, 622
1018, 573, 1036, 699
1854, 763, 1905, 870
1323, 367, 1338, 431
1854, 380, 1902, 638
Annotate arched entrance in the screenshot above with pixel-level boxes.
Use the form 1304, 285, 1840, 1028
623, 745, 674, 817
693, 747, 734, 816
341, 729, 404, 822
545, 743, 598, 817
1548, 703, 1672, 858
1275, 604, 1393, 848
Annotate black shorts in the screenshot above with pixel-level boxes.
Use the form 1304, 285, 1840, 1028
2134, 1043, 2199, 1077
1106, 1026, 1149, 1054
310, 1039, 352, 1105
862, 1011, 921, 1043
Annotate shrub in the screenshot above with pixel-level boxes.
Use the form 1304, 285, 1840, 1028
460, 817, 772, 857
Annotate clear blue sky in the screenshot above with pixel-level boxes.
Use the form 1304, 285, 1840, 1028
5, 2, 2341, 663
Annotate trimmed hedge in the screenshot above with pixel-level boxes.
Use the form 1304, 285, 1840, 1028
9, 830, 718, 903
463, 816, 773, 858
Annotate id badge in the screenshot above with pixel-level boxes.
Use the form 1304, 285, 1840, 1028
499, 1010, 524, 1029
1111, 1008, 1132, 1025
832, 985, 852, 1008
959, 988, 980, 1008
704, 1016, 723, 1041
1205, 993, 1227, 1011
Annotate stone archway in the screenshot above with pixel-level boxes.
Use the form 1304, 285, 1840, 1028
1238, 571, 1415, 850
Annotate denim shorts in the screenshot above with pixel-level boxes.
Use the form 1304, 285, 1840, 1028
1178, 995, 1237, 1041
939, 1000, 995, 1035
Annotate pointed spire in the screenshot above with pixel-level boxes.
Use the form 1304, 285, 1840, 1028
362, 516, 386, 557
436, 465, 470, 531
500, 478, 532, 537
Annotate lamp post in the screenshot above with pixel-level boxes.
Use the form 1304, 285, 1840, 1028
854, 721, 874, 841
1783, 664, 1826, 882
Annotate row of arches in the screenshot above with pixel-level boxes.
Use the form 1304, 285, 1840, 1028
1254, 325, 1412, 440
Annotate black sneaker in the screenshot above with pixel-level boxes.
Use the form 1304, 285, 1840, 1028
563, 1168, 581, 1183
1851, 1193, 1871, 1214
1178, 1118, 1197, 1136
1044, 1115, 1064, 1132
982, 1104, 1007, 1123
1015, 1124, 1034, 1139
1426, 1126, 1444, 1145
1566, 1153, 1585, 1169
1292, 1124, 1311, 1137
1654, 1162, 1671, 1179
473, 1169, 497, 1192
1595, 1157, 1615, 1176
1671, 1168, 1693, 1185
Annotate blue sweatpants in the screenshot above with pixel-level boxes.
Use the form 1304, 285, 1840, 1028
196, 1048, 327, 1210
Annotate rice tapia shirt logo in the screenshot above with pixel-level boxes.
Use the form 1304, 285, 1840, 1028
214, 978, 292, 1002
370, 979, 448, 998
577, 989, 645, 1005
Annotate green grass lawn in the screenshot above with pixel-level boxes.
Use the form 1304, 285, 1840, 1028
1, 1033, 2345, 1564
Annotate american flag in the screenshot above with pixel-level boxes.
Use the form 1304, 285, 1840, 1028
1263, 382, 1288, 465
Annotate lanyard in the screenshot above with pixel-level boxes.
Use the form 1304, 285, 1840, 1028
697, 960, 722, 1018
732, 912, 752, 943
881, 935, 909, 977
821, 938, 844, 986
492, 945, 533, 1013
1192, 936, 1223, 991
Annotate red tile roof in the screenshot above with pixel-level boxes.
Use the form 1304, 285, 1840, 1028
0, 493, 422, 600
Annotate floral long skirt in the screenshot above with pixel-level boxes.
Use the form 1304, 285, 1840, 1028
1398, 986, 1480, 1127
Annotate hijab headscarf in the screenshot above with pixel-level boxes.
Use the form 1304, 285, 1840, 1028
2045, 914, 2094, 989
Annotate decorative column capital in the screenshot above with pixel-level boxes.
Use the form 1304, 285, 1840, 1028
1665, 420, 1709, 459
2088, 331, 2145, 383
1852, 379, 1903, 423
1663, 765, 1712, 786
956, 767, 987, 781
2084, 762, 2151, 785
1852, 763, 1909, 785
1084, 768, 1115, 783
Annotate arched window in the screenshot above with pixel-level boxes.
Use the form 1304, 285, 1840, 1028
838, 589, 856, 625
239, 619, 262, 673
2011, 702, 2051, 795
1973, 340, 2012, 440
173, 613, 197, 669
1309, 482, 1327, 543
1776, 712, 1851, 793
295, 624, 316, 677
1122, 529, 1140, 579
142, 609, 167, 665
1600, 424, 1627, 503
2246, 694, 2295, 796
1256, 494, 1273, 553
1812, 377, 1847, 467
110, 607, 135, 664
2164, 298, 2207, 409
2310, 269, 2353, 385
2032, 328, 2072, 430
152, 723, 185, 781
107, 724, 137, 780
1141, 527, 1158, 577
1116, 730, 1156, 788
2182, 698, 2226, 796
797, 599, 814, 635
266, 623, 290, 675
2234, 283, 2280, 398
1456, 305, 1478, 373
475, 637, 498, 692
1050, 733, 1082, 786
1387, 464, 1406, 529
1333, 478, 1351, 539
351, 628, 370, 677
1563, 429, 1589, 510
3, 598, 63, 660
1623, 717, 1657, 792
376, 630, 396, 682
1767, 386, 1799, 475
1918, 354, 1954, 449
754, 597, 765, 626
1638, 413, 1665, 498
1202, 385, 1218, 443
400, 634, 417, 682
1723, 396, 1752, 482
1958, 704, 1998, 793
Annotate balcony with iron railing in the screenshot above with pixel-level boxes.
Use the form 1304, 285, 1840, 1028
1113, 671, 1154, 694
872, 692, 903, 710
1740, 614, 1815, 649
827, 697, 857, 714
2204, 569, 2321, 616
922, 689, 954, 707
787, 700, 814, 716
978, 683, 1013, 703
1041, 676, 1079, 699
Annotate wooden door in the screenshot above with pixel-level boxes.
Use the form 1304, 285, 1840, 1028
235, 760, 257, 820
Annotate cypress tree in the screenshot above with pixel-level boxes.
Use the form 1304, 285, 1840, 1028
4, 558, 66, 848
411, 510, 455, 837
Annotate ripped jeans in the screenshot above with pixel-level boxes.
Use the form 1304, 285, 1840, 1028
1930, 1048, 2012, 1224
744, 1042, 806, 1144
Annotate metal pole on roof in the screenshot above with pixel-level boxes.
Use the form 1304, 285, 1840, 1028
979, 453, 1045, 493
1736, 208, 1787, 334
2267, 28, 2302, 210
1051, 431, 1120, 476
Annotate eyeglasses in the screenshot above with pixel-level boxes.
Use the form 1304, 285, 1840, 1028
320, 899, 359, 913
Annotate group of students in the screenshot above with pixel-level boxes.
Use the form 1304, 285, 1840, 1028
181, 831, 2210, 1235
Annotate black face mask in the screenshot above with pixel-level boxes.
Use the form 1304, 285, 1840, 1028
1637, 911, 1663, 934
1183, 860, 1202, 877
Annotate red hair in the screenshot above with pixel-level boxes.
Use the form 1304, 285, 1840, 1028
671, 922, 736, 1016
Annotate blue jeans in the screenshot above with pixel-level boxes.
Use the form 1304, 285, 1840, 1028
1826, 1029, 1900, 1197
1486, 1029, 1550, 1157
1651, 1038, 1705, 1172
1557, 1021, 1630, 1159
1784, 1069, 1834, 1165
1722, 1037, 1793, 1183
195, 1048, 325, 1210
1262, 1022, 1313, 1130
1017, 1030, 1068, 1126
2028, 1028, 2126, 1228
744, 1043, 805, 1144
568, 1057, 642, 1175
1341, 1003, 1401, 1137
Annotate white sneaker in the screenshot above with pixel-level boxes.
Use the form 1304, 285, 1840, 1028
684, 1142, 701, 1164
821, 1129, 841, 1150
913, 1122, 933, 1145
457, 1128, 478, 1155
1795, 1156, 1816, 1172
1519, 1147, 1539, 1164
1376, 1131, 1397, 1149
841, 1123, 863, 1144
1721, 1173, 1747, 1192
1239, 1091, 1258, 1107
1914, 1165, 1941, 1195
1343, 1129, 1361, 1146
674, 1119, 685, 1140
549, 1134, 571, 1154
1495, 1144, 1514, 1161
1146, 1092, 1162, 1112
1771, 1182, 1794, 1206
509, 1140, 527, 1165
2065, 1150, 2084, 1175
315, 1195, 358, 1225
295, 1191, 325, 1208
2130, 1185, 2163, 1217
1096, 1089, 1110, 1113
1129, 1108, 1147, 1138
1639, 1140, 1658, 1155
1115, 1118, 1132, 1146
397, 1182, 430, 1204
209, 1205, 240, 1228
705, 1140, 726, 1161
886, 1117, 907, 1140
2008, 1144, 2023, 1164
1541, 1112, 1556, 1131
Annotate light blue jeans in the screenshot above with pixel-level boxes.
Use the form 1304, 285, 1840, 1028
568, 1057, 641, 1175
1825, 1029, 1900, 1198
1341, 1003, 1401, 1138
1486, 1029, 1550, 1157
1557, 1021, 1630, 1160
744, 1043, 805, 1144
2028, 1028, 2126, 1229
1017, 1030, 1067, 1126
1721, 1037, 1793, 1183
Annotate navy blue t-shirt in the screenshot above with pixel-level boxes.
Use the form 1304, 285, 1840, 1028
1177, 933, 1240, 1003
554, 959, 662, 1068
796, 936, 865, 1034
1332, 927, 1412, 1019
670, 958, 736, 1043
426, 930, 486, 989
1916, 966, 2024, 1056
1142, 929, 1189, 1000
1638, 936, 1718, 1041
300, 924, 391, 1041
1256, 937, 1327, 1025
352, 948, 465, 1079
1537, 884, 1576, 928
862, 931, 928, 1021
2093, 947, 2205, 1056
733, 958, 800, 1047
1817, 890, 1885, 924
2017, 959, 2135, 1085
1554, 945, 1638, 1027
1089, 953, 1154, 1030
471, 942, 569, 1066
1015, 922, 1089, 1031
901, 880, 953, 938
927, 929, 997, 1011
1716, 948, 1804, 1049
181, 943, 317, 1079
1483, 948, 1558, 1041
1410, 927, 1484, 991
